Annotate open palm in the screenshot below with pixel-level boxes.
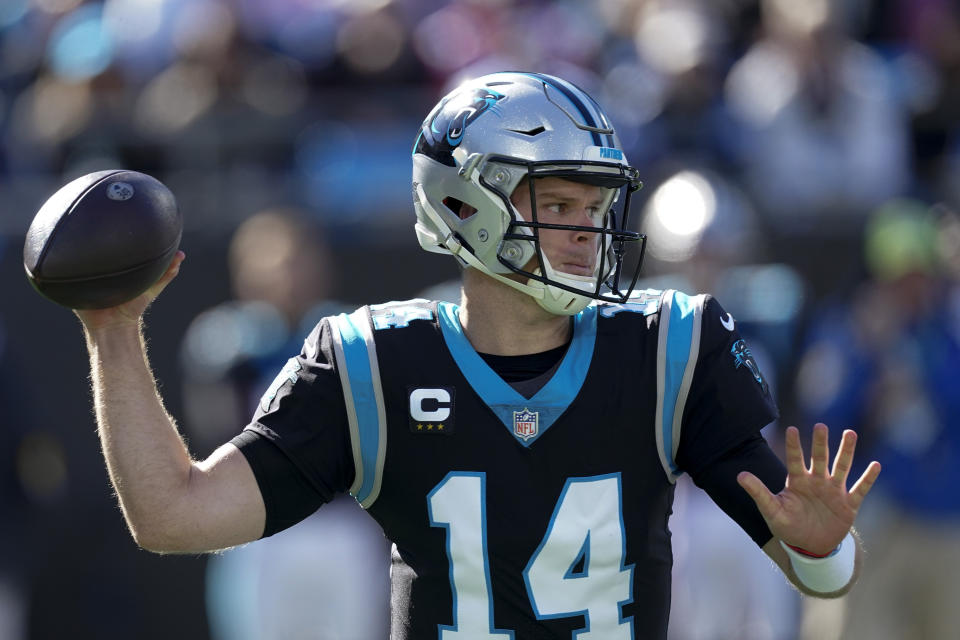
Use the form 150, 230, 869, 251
738, 423, 881, 556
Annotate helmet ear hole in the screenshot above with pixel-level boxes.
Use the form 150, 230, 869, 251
442, 197, 479, 220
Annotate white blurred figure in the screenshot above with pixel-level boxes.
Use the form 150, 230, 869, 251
725, 0, 909, 232
181, 210, 390, 640
206, 496, 390, 640
669, 463, 798, 640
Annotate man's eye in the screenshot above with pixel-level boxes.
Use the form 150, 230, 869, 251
545, 203, 563, 214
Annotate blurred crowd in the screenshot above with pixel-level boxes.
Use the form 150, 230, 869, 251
1, 0, 959, 638
1, 0, 958, 238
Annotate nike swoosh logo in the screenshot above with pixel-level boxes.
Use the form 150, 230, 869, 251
720, 312, 735, 332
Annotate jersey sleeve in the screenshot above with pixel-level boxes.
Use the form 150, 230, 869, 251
689, 432, 787, 547
669, 295, 782, 546
231, 318, 355, 537
675, 295, 779, 476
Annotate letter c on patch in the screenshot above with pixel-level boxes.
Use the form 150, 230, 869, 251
410, 388, 452, 421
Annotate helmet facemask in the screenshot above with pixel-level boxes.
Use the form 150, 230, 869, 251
482, 156, 646, 315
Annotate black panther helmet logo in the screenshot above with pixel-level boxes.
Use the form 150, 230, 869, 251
414, 86, 505, 167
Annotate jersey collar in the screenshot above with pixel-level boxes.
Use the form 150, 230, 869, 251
437, 301, 598, 446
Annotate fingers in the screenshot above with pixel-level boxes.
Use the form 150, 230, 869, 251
830, 429, 857, 486
810, 423, 830, 476
737, 471, 779, 520
783, 426, 806, 477
161, 251, 186, 284
849, 460, 882, 510
148, 251, 186, 297
74, 252, 185, 333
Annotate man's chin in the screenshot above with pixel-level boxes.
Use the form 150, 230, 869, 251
513, 259, 596, 279
558, 265, 595, 277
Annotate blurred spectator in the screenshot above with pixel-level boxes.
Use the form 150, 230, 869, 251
180, 208, 340, 449
626, 1, 744, 170
871, 0, 960, 199
794, 199, 960, 639
725, 0, 910, 232
180, 209, 390, 640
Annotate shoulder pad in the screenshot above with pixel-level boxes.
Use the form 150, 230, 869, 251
368, 299, 437, 330
597, 288, 663, 319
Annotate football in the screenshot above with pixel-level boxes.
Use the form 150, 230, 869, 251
23, 170, 182, 309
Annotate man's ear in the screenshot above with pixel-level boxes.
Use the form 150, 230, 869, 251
511, 176, 530, 208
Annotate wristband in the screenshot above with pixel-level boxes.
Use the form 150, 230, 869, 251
779, 532, 855, 594
784, 542, 835, 558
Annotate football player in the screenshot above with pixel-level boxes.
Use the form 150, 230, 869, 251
75, 72, 881, 639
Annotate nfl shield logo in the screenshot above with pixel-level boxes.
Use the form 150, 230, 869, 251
513, 408, 539, 441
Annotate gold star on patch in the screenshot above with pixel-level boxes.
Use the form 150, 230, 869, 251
437, 423, 444, 431
416, 424, 423, 430
427, 424, 434, 430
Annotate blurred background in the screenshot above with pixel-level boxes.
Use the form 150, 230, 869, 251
1, 0, 958, 639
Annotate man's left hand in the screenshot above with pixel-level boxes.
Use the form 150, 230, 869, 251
737, 423, 882, 556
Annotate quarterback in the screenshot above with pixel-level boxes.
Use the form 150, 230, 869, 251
76, 72, 880, 638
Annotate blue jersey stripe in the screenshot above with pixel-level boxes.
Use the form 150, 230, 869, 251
657, 291, 702, 480
333, 310, 383, 506
437, 302, 598, 446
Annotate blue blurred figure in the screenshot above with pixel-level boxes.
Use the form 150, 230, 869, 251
794, 199, 960, 639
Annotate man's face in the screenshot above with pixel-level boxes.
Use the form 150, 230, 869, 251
510, 177, 610, 277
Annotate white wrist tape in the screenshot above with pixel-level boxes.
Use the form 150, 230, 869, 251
780, 532, 856, 594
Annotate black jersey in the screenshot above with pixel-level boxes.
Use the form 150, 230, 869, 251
235, 289, 779, 639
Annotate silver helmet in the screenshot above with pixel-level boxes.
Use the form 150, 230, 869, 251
412, 71, 646, 315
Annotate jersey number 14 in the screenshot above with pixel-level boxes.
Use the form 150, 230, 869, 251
428, 472, 634, 639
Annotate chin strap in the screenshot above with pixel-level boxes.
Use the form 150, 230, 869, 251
526, 266, 592, 316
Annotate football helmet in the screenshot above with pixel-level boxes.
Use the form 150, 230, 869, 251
412, 71, 646, 315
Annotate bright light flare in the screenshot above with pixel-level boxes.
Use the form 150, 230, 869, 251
643, 170, 717, 262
